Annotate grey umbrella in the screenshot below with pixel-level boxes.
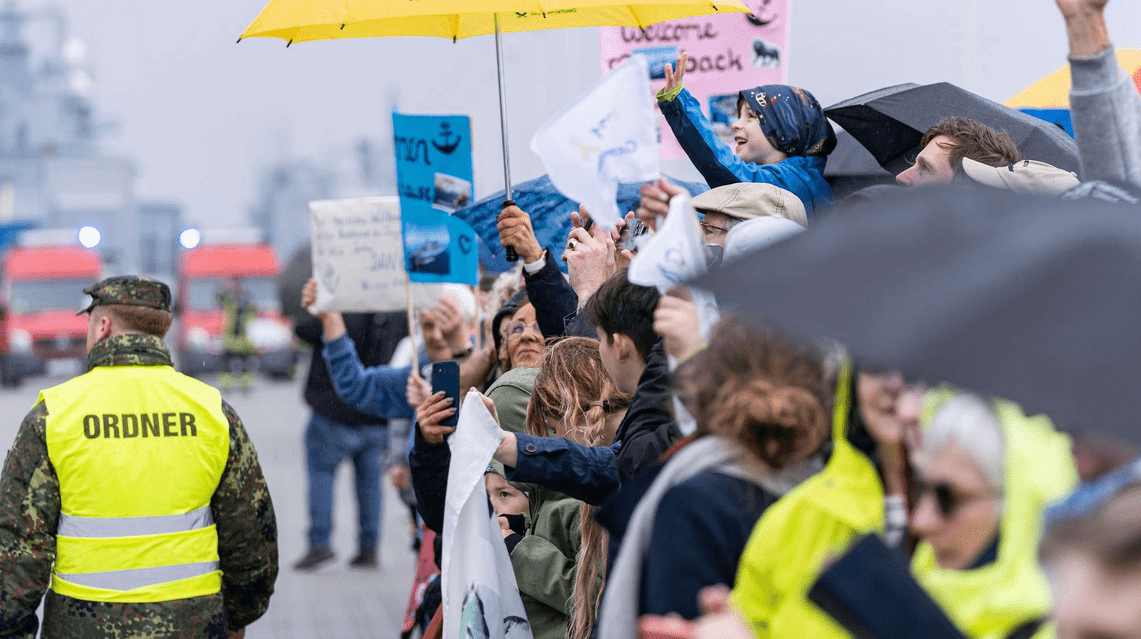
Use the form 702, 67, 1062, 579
826, 82, 1080, 175
690, 186, 1141, 440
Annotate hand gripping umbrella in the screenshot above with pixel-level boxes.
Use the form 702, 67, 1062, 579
239, 0, 748, 260
825, 82, 1080, 175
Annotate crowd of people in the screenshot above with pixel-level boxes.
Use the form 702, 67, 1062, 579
2, 0, 1140, 637
296, 1, 1141, 638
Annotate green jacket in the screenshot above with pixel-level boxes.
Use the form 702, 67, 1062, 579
731, 363, 884, 638
486, 367, 539, 435
510, 484, 581, 639
0, 335, 278, 638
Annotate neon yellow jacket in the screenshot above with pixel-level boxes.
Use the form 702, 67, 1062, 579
912, 395, 1077, 639
731, 365, 885, 638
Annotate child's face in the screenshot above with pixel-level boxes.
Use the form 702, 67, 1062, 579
486, 473, 530, 517
731, 102, 786, 165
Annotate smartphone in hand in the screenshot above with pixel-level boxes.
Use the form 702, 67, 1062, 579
618, 217, 647, 251
431, 360, 461, 427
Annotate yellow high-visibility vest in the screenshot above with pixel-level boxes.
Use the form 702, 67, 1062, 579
41, 364, 230, 603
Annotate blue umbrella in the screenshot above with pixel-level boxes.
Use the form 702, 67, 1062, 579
456, 174, 708, 273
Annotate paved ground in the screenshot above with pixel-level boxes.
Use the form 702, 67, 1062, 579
0, 369, 418, 639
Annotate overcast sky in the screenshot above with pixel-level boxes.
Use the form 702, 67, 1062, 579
21, 0, 1141, 227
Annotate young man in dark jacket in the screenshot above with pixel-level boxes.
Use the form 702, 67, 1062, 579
491, 271, 678, 505
293, 308, 407, 570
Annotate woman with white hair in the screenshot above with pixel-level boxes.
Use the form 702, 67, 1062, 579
911, 392, 1077, 639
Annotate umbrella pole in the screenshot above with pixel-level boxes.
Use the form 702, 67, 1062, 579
494, 13, 519, 261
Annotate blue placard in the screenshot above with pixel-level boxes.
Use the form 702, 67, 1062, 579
393, 113, 479, 285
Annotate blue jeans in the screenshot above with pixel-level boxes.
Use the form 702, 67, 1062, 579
305, 412, 388, 554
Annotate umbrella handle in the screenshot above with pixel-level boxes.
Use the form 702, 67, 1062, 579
502, 198, 519, 262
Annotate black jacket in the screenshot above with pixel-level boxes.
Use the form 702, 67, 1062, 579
295, 311, 408, 426
613, 340, 679, 481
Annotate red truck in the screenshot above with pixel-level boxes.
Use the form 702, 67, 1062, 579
0, 241, 102, 386
175, 235, 297, 379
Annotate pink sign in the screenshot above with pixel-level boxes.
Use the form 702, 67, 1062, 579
600, 0, 790, 159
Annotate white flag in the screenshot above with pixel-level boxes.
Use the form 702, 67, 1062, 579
628, 195, 719, 437
531, 55, 660, 230
442, 390, 534, 639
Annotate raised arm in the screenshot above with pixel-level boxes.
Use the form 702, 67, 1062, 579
1058, 0, 1141, 186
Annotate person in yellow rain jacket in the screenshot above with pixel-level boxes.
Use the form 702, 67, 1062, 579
909, 392, 1078, 639
730, 363, 892, 638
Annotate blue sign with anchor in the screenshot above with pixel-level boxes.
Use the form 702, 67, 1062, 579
393, 112, 479, 285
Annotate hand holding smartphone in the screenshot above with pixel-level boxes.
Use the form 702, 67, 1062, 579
431, 361, 461, 427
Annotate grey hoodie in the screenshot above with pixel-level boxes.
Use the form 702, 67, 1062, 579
1070, 47, 1141, 187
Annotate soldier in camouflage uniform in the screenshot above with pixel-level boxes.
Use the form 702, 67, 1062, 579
0, 276, 278, 639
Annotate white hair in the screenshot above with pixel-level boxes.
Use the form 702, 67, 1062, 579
722, 216, 805, 264
924, 393, 1005, 491
441, 284, 478, 322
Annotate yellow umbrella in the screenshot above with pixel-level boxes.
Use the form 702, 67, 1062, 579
239, 0, 748, 42
239, 0, 748, 257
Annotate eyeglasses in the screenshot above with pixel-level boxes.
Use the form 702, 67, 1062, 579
505, 320, 541, 339
913, 477, 1001, 519
699, 221, 731, 236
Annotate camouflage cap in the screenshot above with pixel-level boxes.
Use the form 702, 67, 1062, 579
78, 275, 172, 315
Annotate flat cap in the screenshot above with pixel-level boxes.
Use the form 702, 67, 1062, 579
690, 183, 809, 227
79, 275, 172, 315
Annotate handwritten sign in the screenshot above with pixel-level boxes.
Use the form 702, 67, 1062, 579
599, 0, 790, 159
393, 113, 479, 286
308, 197, 444, 312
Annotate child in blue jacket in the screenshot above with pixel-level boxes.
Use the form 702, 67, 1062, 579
656, 52, 837, 217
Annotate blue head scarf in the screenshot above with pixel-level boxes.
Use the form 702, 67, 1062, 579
738, 85, 836, 158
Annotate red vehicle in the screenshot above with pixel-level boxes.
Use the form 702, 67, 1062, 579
0, 243, 102, 386
175, 238, 296, 379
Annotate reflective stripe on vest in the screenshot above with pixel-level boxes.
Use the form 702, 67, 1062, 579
41, 365, 230, 603
58, 505, 214, 538
57, 561, 221, 591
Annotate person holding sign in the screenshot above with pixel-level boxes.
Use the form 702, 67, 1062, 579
655, 52, 837, 217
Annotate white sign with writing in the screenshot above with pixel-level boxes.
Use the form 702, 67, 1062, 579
309, 197, 443, 313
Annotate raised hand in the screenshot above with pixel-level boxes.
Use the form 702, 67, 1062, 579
301, 278, 321, 316
661, 52, 689, 98
497, 205, 544, 264
565, 205, 617, 301
637, 179, 689, 231
416, 391, 457, 445
653, 291, 704, 362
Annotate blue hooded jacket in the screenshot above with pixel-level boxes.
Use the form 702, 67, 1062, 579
659, 87, 835, 217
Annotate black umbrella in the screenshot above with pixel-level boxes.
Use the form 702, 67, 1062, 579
826, 82, 1080, 175
823, 130, 896, 201
690, 186, 1141, 441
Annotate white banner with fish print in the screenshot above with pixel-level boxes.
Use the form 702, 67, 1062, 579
531, 54, 660, 231
442, 390, 533, 639
308, 197, 444, 312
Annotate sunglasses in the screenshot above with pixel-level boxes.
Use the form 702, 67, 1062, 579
912, 477, 1001, 519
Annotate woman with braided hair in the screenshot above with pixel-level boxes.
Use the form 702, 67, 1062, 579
595, 316, 833, 639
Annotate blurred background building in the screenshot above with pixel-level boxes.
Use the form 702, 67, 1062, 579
0, 0, 182, 279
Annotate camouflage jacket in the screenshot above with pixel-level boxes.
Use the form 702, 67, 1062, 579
0, 334, 279, 638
